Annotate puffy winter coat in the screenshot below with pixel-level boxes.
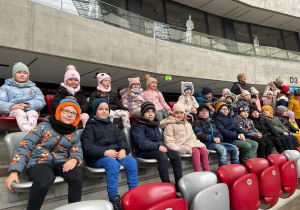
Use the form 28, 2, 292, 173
262, 97, 276, 112
235, 115, 260, 138
121, 89, 146, 115
52, 86, 89, 113
143, 89, 170, 111
8, 118, 82, 174
276, 115, 298, 133
195, 90, 212, 106
249, 115, 280, 138
264, 116, 289, 134
178, 81, 198, 113
160, 116, 205, 154
264, 81, 281, 100
89, 90, 128, 111
131, 118, 166, 157
0, 79, 46, 115
213, 112, 245, 143
276, 92, 289, 107
81, 119, 130, 167
288, 96, 300, 119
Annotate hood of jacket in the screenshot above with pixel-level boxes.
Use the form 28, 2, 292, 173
181, 81, 194, 95
159, 115, 187, 129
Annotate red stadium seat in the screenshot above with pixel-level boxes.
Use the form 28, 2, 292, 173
246, 158, 281, 209
267, 154, 298, 198
121, 183, 176, 210
168, 101, 175, 109
129, 115, 138, 125
146, 198, 188, 210
45, 94, 55, 115
217, 164, 260, 210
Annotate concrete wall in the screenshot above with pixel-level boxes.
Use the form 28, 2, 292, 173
0, 0, 300, 87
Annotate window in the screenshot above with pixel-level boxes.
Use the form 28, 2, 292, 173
233, 21, 251, 43
282, 30, 299, 52
250, 24, 284, 48
207, 14, 224, 38
101, 0, 127, 9
142, 0, 165, 23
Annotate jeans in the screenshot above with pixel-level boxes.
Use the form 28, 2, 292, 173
231, 139, 258, 165
27, 163, 83, 210
280, 134, 297, 150
95, 156, 138, 197
159, 109, 169, 119
206, 142, 239, 167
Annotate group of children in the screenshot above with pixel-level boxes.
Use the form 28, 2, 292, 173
3, 63, 300, 210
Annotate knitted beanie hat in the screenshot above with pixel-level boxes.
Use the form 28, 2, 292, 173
250, 87, 259, 95
275, 77, 283, 86
141, 101, 156, 117
55, 99, 81, 126
261, 105, 273, 117
64, 65, 80, 83
197, 104, 210, 115
294, 89, 300, 96
277, 105, 287, 114
92, 98, 110, 116
202, 87, 213, 95
184, 84, 192, 92
226, 92, 236, 101
241, 90, 251, 97
173, 102, 185, 113
145, 74, 157, 88
249, 105, 259, 115
264, 90, 273, 97
128, 77, 141, 88
215, 102, 227, 113
96, 73, 111, 83
12, 62, 30, 76
280, 85, 290, 93
222, 88, 230, 96
287, 110, 294, 118
237, 104, 250, 115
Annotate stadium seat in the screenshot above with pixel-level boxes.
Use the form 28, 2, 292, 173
190, 183, 230, 210
268, 154, 298, 198
283, 150, 300, 179
4, 131, 64, 193
178, 171, 218, 208
76, 129, 124, 178
246, 158, 281, 209
45, 94, 55, 115
53, 200, 113, 210
217, 164, 260, 210
168, 101, 175, 110
121, 183, 176, 210
146, 198, 187, 210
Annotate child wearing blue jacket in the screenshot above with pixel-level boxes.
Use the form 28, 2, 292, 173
81, 98, 138, 210
0, 62, 46, 131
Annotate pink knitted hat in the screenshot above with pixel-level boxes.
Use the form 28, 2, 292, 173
222, 88, 230, 96
64, 65, 80, 83
128, 77, 141, 87
173, 102, 185, 113
145, 74, 157, 87
96, 73, 111, 83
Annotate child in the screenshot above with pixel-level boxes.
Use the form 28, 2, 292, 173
143, 74, 172, 119
213, 102, 258, 165
250, 87, 261, 111
81, 98, 138, 210
195, 87, 215, 112
287, 110, 300, 146
235, 105, 272, 159
193, 104, 239, 167
261, 105, 297, 150
131, 101, 182, 190
0, 62, 46, 131
52, 65, 89, 128
5, 99, 83, 210
249, 105, 286, 154
262, 90, 276, 112
276, 85, 290, 107
236, 90, 251, 107
178, 81, 199, 114
225, 92, 236, 118
288, 88, 300, 127
218, 88, 231, 102
160, 102, 209, 172
89, 73, 130, 128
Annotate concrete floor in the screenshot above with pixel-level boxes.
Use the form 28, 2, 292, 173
279, 196, 300, 210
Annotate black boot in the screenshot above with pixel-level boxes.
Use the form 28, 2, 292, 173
109, 195, 123, 210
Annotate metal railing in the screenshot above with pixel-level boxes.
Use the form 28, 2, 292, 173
31, 0, 300, 62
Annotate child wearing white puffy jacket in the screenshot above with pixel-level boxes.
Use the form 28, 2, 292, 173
178, 81, 199, 114
0, 62, 46, 131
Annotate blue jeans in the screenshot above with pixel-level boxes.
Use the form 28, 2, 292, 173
159, 109, 169, 119
95, 156, 138, 197
206, 142, 239, 167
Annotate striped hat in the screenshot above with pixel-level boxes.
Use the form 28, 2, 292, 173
141, 101, 156, 117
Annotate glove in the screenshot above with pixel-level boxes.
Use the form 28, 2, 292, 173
177, 150, 186, 155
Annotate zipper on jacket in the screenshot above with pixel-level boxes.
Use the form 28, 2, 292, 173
49, 136, 63, 164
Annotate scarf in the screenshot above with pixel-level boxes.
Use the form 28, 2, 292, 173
97, 83, 111, 92
131, 88, 143, 94
137, 117, 160, 127
48, 115, 77, 134
12, 78, 31, 88
92, 115, 111, 123
60, 82, 80, 95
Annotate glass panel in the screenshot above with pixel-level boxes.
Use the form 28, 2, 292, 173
101, 0, 126, 9
233, 21, 251, 43
142, 0, 165, 22
207, 14, 225, 38
282, 30, 299, 52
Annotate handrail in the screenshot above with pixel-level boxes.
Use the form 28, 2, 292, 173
31, 0, 300, 62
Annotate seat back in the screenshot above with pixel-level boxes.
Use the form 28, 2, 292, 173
267, 154, 287, 169
121, 183, 176, 210
76, 129, 83, 137
217, 164, 247, 189
53, 200, 113, 210
190, 183, 230, 210
168, 101, 175, 110
123, 127, 134, 157
45, 94, 55, 115
178, 172, 217, 207
281, 160, 298, 197
246, 158, 270, 176
4, 131, 28, 160
283, 150, 300, 162
147, 198, 188, 210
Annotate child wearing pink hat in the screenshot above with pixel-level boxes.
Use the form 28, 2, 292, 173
52, 65, 89, 128
218, 88, 231, 102
89, 73, 130, 128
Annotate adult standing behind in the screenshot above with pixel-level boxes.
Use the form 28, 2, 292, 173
230, 73, 250, 95
263, 77, 283, 100
288, 88, 300, 128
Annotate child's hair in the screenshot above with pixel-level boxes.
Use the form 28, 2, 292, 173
126, 88, 132, 96
185, 95, 195, 104
99, 91, 106, 97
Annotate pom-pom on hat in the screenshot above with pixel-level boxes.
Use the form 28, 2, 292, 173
12, 62, 30, 77
55, 99, 81, 126
145, 74, 157, 88
64, 65, 80, 84
128, 77, 141, 88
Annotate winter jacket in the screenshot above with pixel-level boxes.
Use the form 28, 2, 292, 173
288, 96, 300, 119
0, 79, 46, 115
264, 116, 289, 134
276, 115, 298, 133
262, 97, 276, 112
121, 89, 146, 115
276, 92, 289, 107
264, 81, 281, 100
131, 118, 166, 157
8, 118, 82, 174
178, 81, 198, 113
89, 90, 128, 111
249, 115, 280, 138
230, 82, 250, 95
235, 115, 260, 138
52, 86, 89, 113
160, 116, 205, 154
213, 112, 245, 143
143, 89, 171, 111
81, 119, 130, 167
195, 90, 212, 106
236, 98, 250, 107
192, 116, 223, 146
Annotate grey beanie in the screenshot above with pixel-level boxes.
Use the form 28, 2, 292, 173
277, 105, 287, 114
12, 62, 30, 76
